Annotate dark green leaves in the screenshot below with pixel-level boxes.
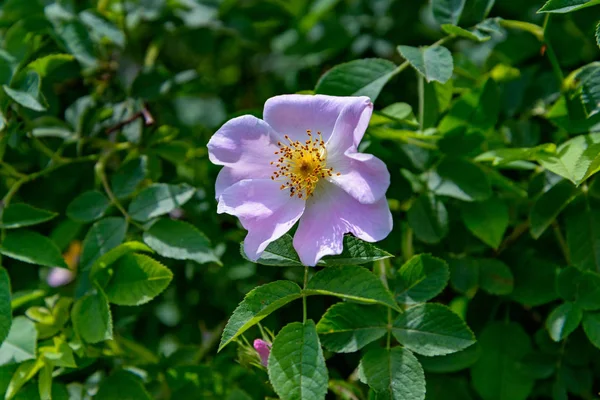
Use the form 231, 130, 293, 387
566, 207, 600, 271
143, 219, 219, 265
0, 269, 12, 347
315, 58, 398, 102
529, 180, 577, 238
128, 183, 195, 222
268, 321, 328, 400
397, 45, 454, 83
110, 156, 147, 199
96, 371, 152, 400
219, 281, 302, 351
3, 71, 46, 111
66, 190, 110, 223
361, 347, 426, 400
0, 204, 57, 229
546, 302, 582, 341
407, 193, 449, 244
0, 230, 67, 268
394, 254, 450, 304
79, 217, 127, 270
538, 0, 600, 13
432, 0, 466, 25
461, 198, 509, 249
71, 290, 112, 344
428, 158, 491, 202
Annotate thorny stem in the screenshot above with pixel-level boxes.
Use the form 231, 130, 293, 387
302, 266, 309, 323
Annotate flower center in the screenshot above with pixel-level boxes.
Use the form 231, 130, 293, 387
270, 130, 339, 199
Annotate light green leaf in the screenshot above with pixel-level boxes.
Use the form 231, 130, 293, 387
418, 343, 481, 373
71, 290, 112, 343
397, 45, 454, 83
0, 317, 37, 365
66, 190, 110, 223
538, 0, 600, 13
0, 204, 57, 229
394, 254, 449, 304
79, 10, 125, 48
49, 16, 97, 67
0, 268, 12, 346
110, 156, 147, 199
268, 321, 328, 400
407, 193, 449, 244
104, 253, 173, 306
89, 241, 153, 279
26, 54, 74, 78
219, 281, 302, 351
432, 0, 466, 25
428, 158, 491, 202
3, 86, 45, 112
361, 347, 425, 400
128, 183, 195, 222
316, 303, 387, 353
5, 359, 42, 400
79, 217, 128, 270
582, 312, 600, 349
546, 302, 582, 341
392, 303, 475, 356
0, 230, 67, 268
529, 180, 578, 239
461, 197, 508, 249
315, 58, 398, 102
143, 219, 219, 265
478, 258, 514, 295
441, 24, 491, 42
96, 371, 152, 400
471, 322, 534, 400
305, 266, 399, 310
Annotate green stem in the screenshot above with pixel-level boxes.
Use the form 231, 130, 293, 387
552, 221, 570, 265
302, 266, 309, 323
386, 308, 392, 350
542, 14, 564, 90
417, 73, 425, 131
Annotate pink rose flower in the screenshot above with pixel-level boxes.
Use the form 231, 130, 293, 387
208, 94, 392, 266
253, 339, 271, 367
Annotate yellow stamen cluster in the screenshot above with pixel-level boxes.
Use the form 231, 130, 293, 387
270, 130, 340, 199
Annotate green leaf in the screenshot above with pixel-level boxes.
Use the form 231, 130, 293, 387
79, 10, 126, 48
0, 268, 12, 346
397, 45, 454, 84
0, 317, 37, 365
575, 63, 600, 117
71, 290, 112, 343
432, 0, 466, 25
268, 321, 328, 400
538, 133, 600, 185
314, 58, 398, 102
529, 180, 578, 239
0, 230, 67, 268
546, 302, 583, 341
582, 312, 600, 349
66, 190, 110, 223
566, 206, 600, 271
407, 193, 449, 244
110, 156, 147, 199
461, 197, 508, 249
538, 0, 600, 13
104, 253, 173, 306
96, 371, 152, 400
316, 303, 387, 353
89, 241, 153, 279
143, 219, 219, 265
305, 266, 399, 310
128, 183, 195, 222
428, 158, 492, 202
5, 359, 42, 400
219, 281, 302, 351
392, 303, 475, 356
3, 80, 46, 112
449, 257, 480, 296
79, 217, 128, 270
0, 204, 57, 229
45, 5, 97, 68
470, 322, 534, 400
418, 343, 481, 373
510, 256, 558, 307
393, 254, 449, 304
361, 347, 426, 400
441, 24, 491, 42
478, 258, 514, 295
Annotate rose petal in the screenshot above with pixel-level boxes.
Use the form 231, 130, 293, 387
218, 179, 305, 261
253, 339, 271, 367
263, 94, 371, 144
293, 181, 392, 266
208, 115, 280, 197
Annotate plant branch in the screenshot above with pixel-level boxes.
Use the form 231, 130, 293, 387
105, 106, 154, 135
302, 266, 309, 323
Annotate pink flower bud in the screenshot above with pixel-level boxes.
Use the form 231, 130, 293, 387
253, 339, 271, 367
47, 267, 74, 287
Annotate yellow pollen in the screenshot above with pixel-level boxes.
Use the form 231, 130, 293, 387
270, 130, 335, 199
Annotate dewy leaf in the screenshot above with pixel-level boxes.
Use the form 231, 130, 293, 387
143, 219, 219, 265
361, 347, 426, 400
545, 302, 582, 342
0, 204, 57, 229
0, 230, 67, 268
0, 317, 37, 365
428, 158, 492, 202
96, 371, 152, 400
104, 253, 173, 306
538, 0, 600, 13
305, 265, 399, 310
71, 290, 112, 344
529, 180, 578, 239
128, 183, 195, 222
461, 197, 509, 249
392, 303, 476, 356
394, 254, 450, 304
582, 312, 600, 349
397, 45, 454, 83
219, 281, 302, 351
79, 217, 128, 270
110, 156, 148, 199
66, 190, 110, 223
470, 322, 534, 400
407, 193, 449, 244
432, 0, 466, 25
316, 303, 387, 353
268, 321, 328, 400
0, 268, 12, 346
315, 58, 398, 102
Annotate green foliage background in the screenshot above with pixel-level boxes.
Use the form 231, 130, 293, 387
0, 0, 600, 399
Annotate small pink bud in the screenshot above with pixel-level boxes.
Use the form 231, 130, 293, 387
47, 267, 74, 288
253, 339, 271, 367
